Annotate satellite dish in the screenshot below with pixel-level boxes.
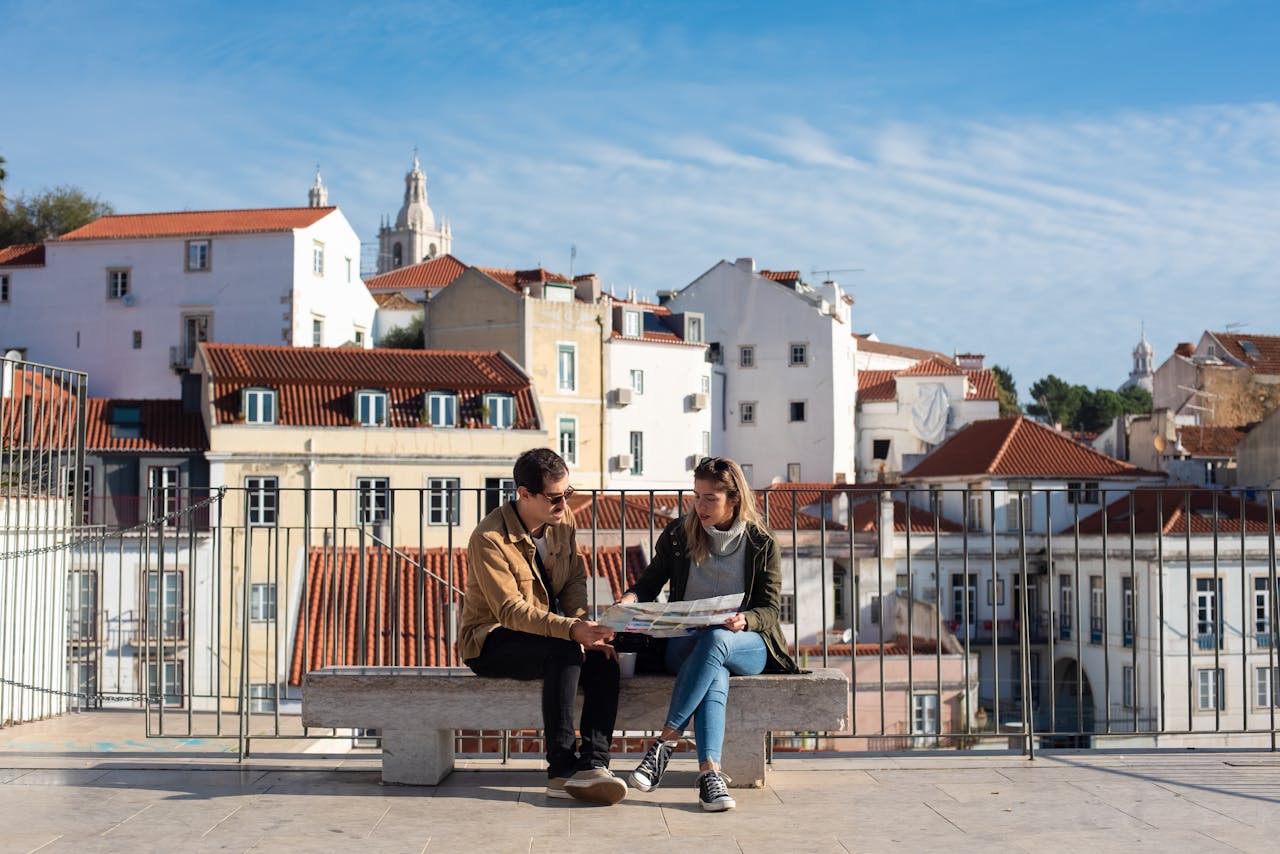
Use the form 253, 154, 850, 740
121, 293, 137, 307
1153, 435, 1167, 453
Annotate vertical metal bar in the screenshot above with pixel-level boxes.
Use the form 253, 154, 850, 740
1129, 490, 1138, 734
875, 490, 885, 735
1185, 489, 1193, 733
1212, 490, 1222, 731
933, 490, 942, 743
904, 489, 914, 735
1268, 488, 1278, 750
445, 487, 455, 666
1101, 488, 1111, 735
1239, 488, 1249, 733
990, 489, 1000, 736
820, 491, 829, 667
1017, 487, 1032, 758
961, 486, 972, 739
1046, 487, 1056, 736
1157, 490, 1167, 735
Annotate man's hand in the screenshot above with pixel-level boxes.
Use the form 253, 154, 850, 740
615, 592, 637, 605
570, 619, 615, 649
721, 612, 747, 632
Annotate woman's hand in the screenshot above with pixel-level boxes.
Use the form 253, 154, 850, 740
721, 612, 746, 632
616, 592, 638, 606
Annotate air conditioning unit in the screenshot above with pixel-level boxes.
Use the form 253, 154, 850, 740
615, 453, 634, 471
614, 387, 633, 406
690, 392, 709, 411
687, 454, 700, 470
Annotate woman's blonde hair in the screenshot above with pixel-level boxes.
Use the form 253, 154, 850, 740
683, 456, 764, 564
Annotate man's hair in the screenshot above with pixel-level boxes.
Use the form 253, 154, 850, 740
513, 447, 569, 494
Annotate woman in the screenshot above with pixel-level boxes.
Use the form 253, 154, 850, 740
617, 456, 798, 811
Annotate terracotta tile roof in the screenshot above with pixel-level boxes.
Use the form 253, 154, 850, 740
371, 292, 421, 311
965, 370, 999, 401
200, 343, 538, 429
1176, 424, 1249, 458
287, 544, 646, 684
904, 416, 1155, 480
857, 370, 897, 401
0, 370, 82, 452
566, 489, 843, 532
849, 499, 963, 533
1067, 488, 1280, 535
0, 243, 45, 267
853, 335, 952, 363
756, 485, 853, 531
363, 254, 468, 291
85, 399, 206, 452
56, 207, 336, 241
760, 270, 801, 283
475, 266, 573, 291
898, 356, 966, 377
796, 640, 942, 657
1207, 331, 1280, 375
857, 366, 997, 403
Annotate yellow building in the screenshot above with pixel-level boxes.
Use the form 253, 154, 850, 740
424, 266, 610, 487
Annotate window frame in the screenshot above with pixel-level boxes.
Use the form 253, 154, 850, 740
427, 477, 461, 526
426, 391, 458, 427
630, 369, 644, 395
739, 401, 756, 425
355, 389, 389, 427
789, 400, 807, 422
0, 273, 9, 303
629, 431, 643, 475
789, 342, 808, 366
738, 345, 755, 368
250, 582, 277, 623
912, 692, 940, 744
145, 570, 185, 641
623, 310, 641, 337
356, 476, 391, 525
248, 682, 278, 713
245, 476, 278, 527
557, 342, 578, 393
1256, 665, 1280, 708
1195, 576, 1224, 651
786, 462, 801, 482
242, 388, 277, 425
147, 659, 185, 708
107, 267, 131, 300
312, 240, 325, 276
185, 239, 211, 272
148, 465, 180, 520
1197, 667, 1226, 711
558, 416, 578, 465
779, 593, 796, 624
484, 392, 514, 429
312, 317, 324, 347
484, 477, 517, 515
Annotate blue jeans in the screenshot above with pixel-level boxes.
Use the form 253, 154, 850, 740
663, 628, 767, 764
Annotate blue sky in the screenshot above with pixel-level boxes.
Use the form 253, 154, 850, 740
3, 0, 1278, 396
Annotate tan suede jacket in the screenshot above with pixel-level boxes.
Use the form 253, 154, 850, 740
458, 501, 588, 662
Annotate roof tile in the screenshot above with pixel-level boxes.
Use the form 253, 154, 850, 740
363, 255, 468, 291
0, 243, 45, 267
1068, 488, 1280, 535
57, 207, 336, 240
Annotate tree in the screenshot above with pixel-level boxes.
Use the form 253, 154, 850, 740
991, 364, 1021, 418
378, 315, 424, 349
1026, 374, 1087, 427
0, 185, 114, 247
0, 155, 7, 204
1027, 374, 1154, 433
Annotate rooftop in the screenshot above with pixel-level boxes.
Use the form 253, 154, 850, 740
1207, 330, 1280, 375
0, 243, 45, 267
56, 207, 336, 240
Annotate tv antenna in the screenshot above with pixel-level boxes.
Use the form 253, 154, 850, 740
1225, 321, 1247, 332
810, 267, 864, 280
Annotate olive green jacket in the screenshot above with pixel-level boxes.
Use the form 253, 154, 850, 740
625, 518, 799, 674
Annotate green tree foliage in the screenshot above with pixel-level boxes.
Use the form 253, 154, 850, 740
0, 155, 7, 203
0, 185, 114, 247
1027, 374, 1153, 432
377, 314, 424, 349
991, 364, 1021, 418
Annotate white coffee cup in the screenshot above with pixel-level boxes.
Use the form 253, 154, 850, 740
617, 651, 637, 678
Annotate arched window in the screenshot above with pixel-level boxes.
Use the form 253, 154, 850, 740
392, 242, 403, 268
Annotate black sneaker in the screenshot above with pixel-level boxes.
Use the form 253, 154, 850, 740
629, 738, 675, 792
697, 769, 735, 812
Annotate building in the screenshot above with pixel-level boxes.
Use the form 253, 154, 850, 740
0, 206, 375, 398
1126, 409, 1250, 487
424, 265, 610, 487
663, 259, 856, 486
1236, 405, 1280, 489
1120, 328, 1155, 394
375, 154, 452, 274
1152, 331, 1280, 426
857, 353, 1000, 483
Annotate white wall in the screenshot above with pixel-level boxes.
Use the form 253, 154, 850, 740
605, 337, 712, 489
668, 259, 856, 485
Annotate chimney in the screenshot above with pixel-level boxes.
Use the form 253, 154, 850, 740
734, 257, 755, 272
955, 353, 985, 371
656, 289, 678, 306
574, 274, 600, 303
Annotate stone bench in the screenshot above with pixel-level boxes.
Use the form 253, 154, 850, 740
302, 666, 850, 789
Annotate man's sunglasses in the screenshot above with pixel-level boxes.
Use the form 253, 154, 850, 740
540, 486, 576, 505
697, 457, 731, 472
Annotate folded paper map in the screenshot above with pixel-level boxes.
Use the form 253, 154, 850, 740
597, 593, 744, 637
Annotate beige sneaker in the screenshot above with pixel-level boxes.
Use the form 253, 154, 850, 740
545, 776, 572, 799
563, 767, 627, 805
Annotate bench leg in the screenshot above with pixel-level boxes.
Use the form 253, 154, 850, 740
720, 730, 767, 789
379, 728, 455, 786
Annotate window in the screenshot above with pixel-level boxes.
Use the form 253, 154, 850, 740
132, 330, 143, 349
107, 268, 130, 299
988, 577, 1005, 606
356, 390, 388, 426
354, 328, 365, 347
1123, 666, 1136, 709
623, 310, 641, 337
110, 404, 142, 439
484, 477, 516, 515
787, 463, 801, 483
740, 464, 753, 484
243, 388, 277, 424
245, 476, 278, 526
63, 465, 92, 522
739, 345, 755, 368
182, 314, 210, 365
870, 595, 881, 624
701, 374, 711, 394
1197, 668, 1226, 711
1005, 483, 1032, 532
312, 317, 324, 347
356, 477, 390, 524
67, 569, 97, 642
312, 241, 325, 275
250, 583, 277, 622
1089, 576, 1105, 643
0, 274, 8, 303
789, 343, 807, 366
780, 593, 796, 624
1257, 667, 1280, 708
967, 485, 984, 532
739, 401, 756, 425
686, 316, 703, 343
701, 430, 711, 457
629, 431, 643, 475
833, 571, 847, 622
951, 573, 977, 626
789, 400, 807, 422
484, 393, 514, 428
249, 683, 278, 713
912, 694, 940, 745
146, 571, 184, 640
148, 466, 180, 520
1059, 573, 1073, 640
427, 477, 461, 526
425, 391, 457, 427
558, 417, 577, 465
1122, 576, 1135, 647
1067, 482, 1101, 505
872, 439, 890, 460
630, 369, 644, 394
392, 243, 403, 267
147, 660, 184, 707
1195, 577, 1223, 650
185, 239, 211, 272
557, 343, 577, 392
346, 257, 353, 283
1255, 576, 1277, 646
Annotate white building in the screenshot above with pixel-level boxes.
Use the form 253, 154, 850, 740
604, 297, 712, 488
663, 259, 856, 486
0, 206, 375, 398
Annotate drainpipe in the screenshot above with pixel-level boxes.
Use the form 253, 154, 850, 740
596, 312, 606, 488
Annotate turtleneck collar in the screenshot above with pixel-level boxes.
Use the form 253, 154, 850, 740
704, 516, 747, 557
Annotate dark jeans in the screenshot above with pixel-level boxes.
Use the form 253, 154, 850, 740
466, 627, 619, 779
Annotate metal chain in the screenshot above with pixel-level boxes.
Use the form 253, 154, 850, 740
0, 674, 148, 704
0, 487, 226, 562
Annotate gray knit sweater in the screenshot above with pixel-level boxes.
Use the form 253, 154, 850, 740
682, 517, 749, 608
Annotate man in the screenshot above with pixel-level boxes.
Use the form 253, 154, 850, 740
460, 447, 626, 804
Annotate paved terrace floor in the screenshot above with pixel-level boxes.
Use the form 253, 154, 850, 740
3, 712, 1280, 853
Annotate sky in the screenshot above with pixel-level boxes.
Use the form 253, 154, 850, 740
3, 0, 1278, 397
